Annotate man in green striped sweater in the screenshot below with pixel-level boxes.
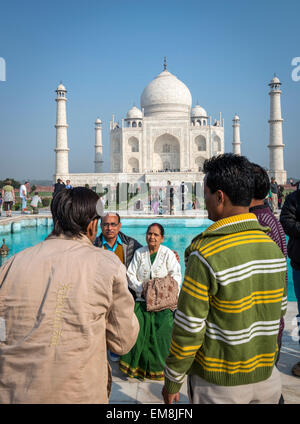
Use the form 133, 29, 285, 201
162, 154, 287, 404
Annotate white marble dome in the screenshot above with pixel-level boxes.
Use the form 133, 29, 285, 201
57, 83, 66, 91
140, 69, 192, 117
126, 106, 143, 119
233, 114, 240, 121
95, 118, 102, 124
191, 105, 207, 117
271, 76, 280, 84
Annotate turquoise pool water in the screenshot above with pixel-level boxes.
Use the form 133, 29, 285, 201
0, 218, 296, 301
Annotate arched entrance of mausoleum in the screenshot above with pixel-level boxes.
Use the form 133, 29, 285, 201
153, 133, 180, 171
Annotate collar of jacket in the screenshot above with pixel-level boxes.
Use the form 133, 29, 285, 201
97, 231, 131, 247
249, 204, 269, 212
190, 213, 270, 246
205, 213, 269, 236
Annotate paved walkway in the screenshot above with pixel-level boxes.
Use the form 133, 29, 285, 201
109, 302, 300, 404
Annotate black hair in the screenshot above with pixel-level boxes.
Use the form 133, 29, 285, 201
100, 212, 121, 224
203, 153, 254, 206
50, 187, 99, 238
251, 163, 270, 200
146, 222, 165, 237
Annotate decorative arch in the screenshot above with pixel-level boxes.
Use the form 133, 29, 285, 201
128, 136, 139, 152
128, 157, 139, 173
163, 161, 171, 170
195, 156, 205, 172
195, 135, 206, 152
132, 121, 137, 128
213, 135, 221, 154
113, 139, 120, 153
153, 133, 180, 171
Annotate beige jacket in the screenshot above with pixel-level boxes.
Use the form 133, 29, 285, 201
0, 234, 139, 404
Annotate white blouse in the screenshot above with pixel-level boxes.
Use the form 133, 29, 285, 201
126, 244, 182, 302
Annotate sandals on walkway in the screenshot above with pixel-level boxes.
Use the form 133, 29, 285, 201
291, 362, 300, 377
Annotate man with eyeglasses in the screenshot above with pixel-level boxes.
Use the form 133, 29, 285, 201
95, 212, 142, 269
95, 212, 142, 361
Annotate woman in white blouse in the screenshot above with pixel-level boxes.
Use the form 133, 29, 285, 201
119, 223, 182, 381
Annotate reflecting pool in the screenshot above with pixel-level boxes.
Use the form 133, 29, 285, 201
0, 218, 296, 302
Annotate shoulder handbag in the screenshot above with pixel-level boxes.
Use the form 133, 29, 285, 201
142, 274, 178, 312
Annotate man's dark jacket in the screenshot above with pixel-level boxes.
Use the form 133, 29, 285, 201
280, 189, 300, 270
53, 182, 66, 197
94, 231, 142, 269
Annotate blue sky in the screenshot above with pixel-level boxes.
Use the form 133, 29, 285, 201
0, 0, 299, 181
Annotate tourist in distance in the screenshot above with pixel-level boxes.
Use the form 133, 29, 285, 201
166, 180, 174, 215
249, 163, 287, 385
280, 185, 300, 378
94, 212, 142, 362
278, 185, 285, 209
19, 181, 29, 214
30, 191, 42, 214
120, 223, 182, 381
1, 180, 15, 217
180, 181, 189, 211
270, 177, 279, 213
52, 178, 65, 197
162, 153, 287, 404
65, 179, 73, 189
0, 187, 139, 403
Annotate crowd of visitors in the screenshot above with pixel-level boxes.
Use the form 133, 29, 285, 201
0, 154, 298, 405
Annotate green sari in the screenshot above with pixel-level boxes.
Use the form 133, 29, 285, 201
119, 252, 174, 380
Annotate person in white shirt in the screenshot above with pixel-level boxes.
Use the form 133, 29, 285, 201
30, 192, 42, 214
119, 223, 182, 381
19, 181, 29, 214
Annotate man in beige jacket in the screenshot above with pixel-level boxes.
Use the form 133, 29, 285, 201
0, 187, 139, 404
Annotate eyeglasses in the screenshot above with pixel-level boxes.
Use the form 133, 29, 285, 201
101, 222, 118, 228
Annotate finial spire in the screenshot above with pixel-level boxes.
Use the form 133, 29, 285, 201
163, 56, 167, 71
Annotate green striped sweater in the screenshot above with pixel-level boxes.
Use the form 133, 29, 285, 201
164, 213, 287, 393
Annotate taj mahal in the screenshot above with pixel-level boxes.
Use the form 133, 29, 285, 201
54, 61, 287, 190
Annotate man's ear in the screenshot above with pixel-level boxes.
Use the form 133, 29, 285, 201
216, 190, 224, 204
87, 219, 98, 241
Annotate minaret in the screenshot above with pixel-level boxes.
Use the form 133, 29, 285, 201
232, 114, 241, 155
55, 83, 69, 177
268, 75, 287, 184
94, 118, 104, 173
